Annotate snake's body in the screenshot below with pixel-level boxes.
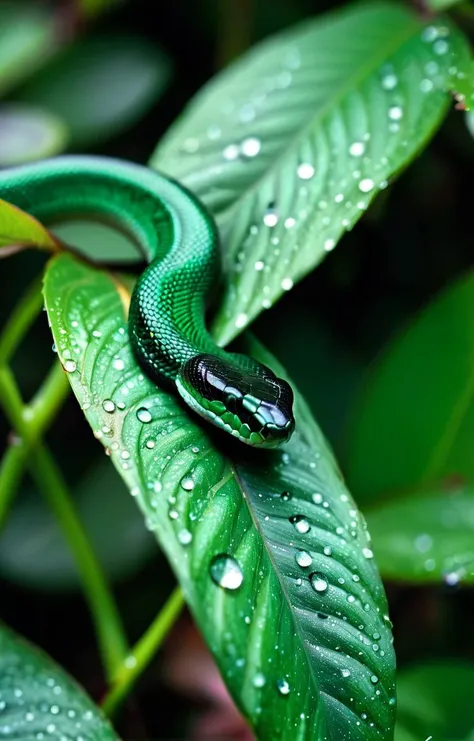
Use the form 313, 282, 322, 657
0, 156, 294, 447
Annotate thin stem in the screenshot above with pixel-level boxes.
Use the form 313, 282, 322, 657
0, 443, 28, 529
0, 277, 44, 365
0, 366, 128, 680
28, 361, 70, 437
102, 587, 184, 717
215, 0, 254, 69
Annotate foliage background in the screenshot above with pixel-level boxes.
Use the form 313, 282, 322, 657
1, 0, 474, 739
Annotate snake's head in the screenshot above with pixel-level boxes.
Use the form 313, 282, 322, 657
176, 353, 295, 448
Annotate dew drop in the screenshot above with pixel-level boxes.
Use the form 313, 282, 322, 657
253, 672, 266, 688
284, 217, 296, 229
388, 105, 403, 121
63, 360, 76, 373
297, 163, 315, 180
414, 533, 432, 553
254, 260, 265, 271
235, 313, 248, 329
241, 137, 261, 157
349, 141, 365, 157
280, 490, 292, 501
136, 407, 152, 423
362, 547, 374, 559
310, 572, 329, 593
342, 669, 351, 678
381, 73, 398, 90
420, 78, 434, 93
323, 546, 332, 557
145, 439, 155, 449
276, 679, 290, 696
289, 515, 311, 534
324, 238, 335, 251
223, 144, 239, 160
295, 550, 313, 568
210, 554, 243, 590
359, 179, 374, 193
312, 493, 323, 505
281, 277, 293, 291
370, 674, 379, 685
178, 529, 193, 545
433, 38, 448, 55
181, 475, 195, 491
263, 208, 278, 227
113, 358, 125, 371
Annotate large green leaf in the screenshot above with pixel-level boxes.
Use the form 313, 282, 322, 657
396, 662, 474, 740
365, 486, 474, 584
345, 271, 474, 505
19, 34, 171, 148
0, 623, 119, 741
0, 2, 57, 97
151, 3, 473, 345
44, 252, 396, 741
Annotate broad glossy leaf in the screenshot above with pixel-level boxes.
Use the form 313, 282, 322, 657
0, 3, 57, 97
0, 104, 67, 167
365, 486, 474, 584
19, 35, 171, 148
0, 199, 58, 253
345, 271, 474, 506
44, 253, 396, 741
152, 3, 473, 345
0, 623, 119, 741
396, 662, 474, 740
0, 462, 155, 591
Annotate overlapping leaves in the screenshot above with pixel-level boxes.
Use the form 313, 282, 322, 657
152, 3, 474, 344
43, 254, 396, 741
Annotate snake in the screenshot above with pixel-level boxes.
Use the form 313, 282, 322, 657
0, 156, 295, 448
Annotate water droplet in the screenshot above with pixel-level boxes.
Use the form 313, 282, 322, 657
263, 208, 278, 227
253, 672, 266, 688
370, 674, 379, 685
241, 137, 261, 157
136, 407, 152, 423
323, 546, 332, 557
284, 217, 296, 229
281, 277, 293, 291
415, 533, 432, 553
381, 73, 398, 90
181, 475, 195, 491
120, 450, 130, 460
145, 439, 155, 449
113, 358, 125, 371
295, 550, 312, 568
362, 547, 374, 559
276, 679, 290, 695
124, 655, 137, 669
280, 490, 292, 501
420, 78, 434, 93
178, 529, 192, 545
223, 144, 239, 160
168, 509, 179, 520
297, 163, 315, 180
310, 572, 328, 593
388, 105, 403, 121
324, 238, 335, 251
63, 360, 76, 373
210, 554, 243, 590
433, 39, 448, 55
312, 493, 323, 505
342, 669, 351, 678
235, 313, 248, 328
349, 141, 365, 157
255, 260, 265, 271
289, 515, 311, 534
359, 179, 374, 193
422, 25, 438, 43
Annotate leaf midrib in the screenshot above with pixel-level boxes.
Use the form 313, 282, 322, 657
218, 11, 422, 224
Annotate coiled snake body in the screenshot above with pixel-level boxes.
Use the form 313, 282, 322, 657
0, 156, 295, 447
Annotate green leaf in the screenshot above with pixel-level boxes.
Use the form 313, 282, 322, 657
0, 199, 59, 253
345, 271, 474, 506
0, 104, 67, 167
44, 252, 396, 741
396, 662, 474, 740
19, 34, 172, 148
0, 622, 119, 741
151, 3, 473, 345
0, 462, 155, 591
365, 486, 474, 584
0, 2, 57, 97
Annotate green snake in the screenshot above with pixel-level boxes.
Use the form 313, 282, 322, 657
0, 156, 295, 448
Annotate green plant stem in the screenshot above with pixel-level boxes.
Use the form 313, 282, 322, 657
28, 360, 70, 437
0, 365, 128, 680
0, 443, 27, 528
102, 587, 185, 717
0, 277, 44, 365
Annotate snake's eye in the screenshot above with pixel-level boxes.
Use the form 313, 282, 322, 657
176, 353, 295, 448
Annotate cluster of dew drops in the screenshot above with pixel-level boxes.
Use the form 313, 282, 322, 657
177, 21, 464, 334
